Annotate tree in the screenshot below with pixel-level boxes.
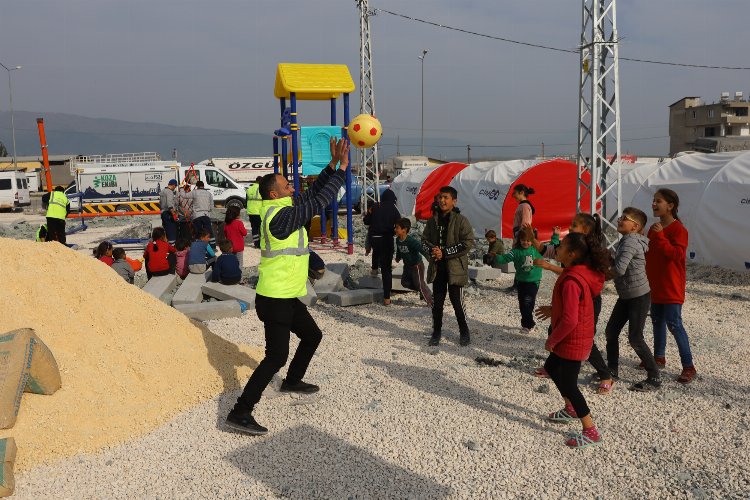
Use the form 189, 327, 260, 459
0, 141, 7, 157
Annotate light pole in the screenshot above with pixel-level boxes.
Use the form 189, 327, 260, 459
0, 63, 21, 170
418, 49, 428, 156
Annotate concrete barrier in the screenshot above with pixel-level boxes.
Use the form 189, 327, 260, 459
468, 266, 506, 281
326, 289, 384, 307
174, 301, 243, 321
171, 269, 212, 306
142, 274, 178, 304
201, 282, 256, 309
299, 281, 318, 307
312, 263, 350, 299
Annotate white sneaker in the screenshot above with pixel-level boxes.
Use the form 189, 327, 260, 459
520, 327, 531, 335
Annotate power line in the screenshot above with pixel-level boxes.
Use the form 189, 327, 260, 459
375, 8, 750, 71
379, 135, 668, 149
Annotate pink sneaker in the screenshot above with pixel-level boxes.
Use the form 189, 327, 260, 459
534, 367, 550, 378
565, 427, 602, 448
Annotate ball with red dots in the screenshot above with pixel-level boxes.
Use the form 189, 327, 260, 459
348, 114, 383, 149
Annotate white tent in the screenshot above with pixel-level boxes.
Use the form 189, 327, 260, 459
391, 165, 436, 216
628, 151, 750, 271
449, 160, 537, 237
604, 160, 665, 220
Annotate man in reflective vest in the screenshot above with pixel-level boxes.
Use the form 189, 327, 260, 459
226, 138, 350, 436
45, 186, 70, 244
245, 176, 263, 248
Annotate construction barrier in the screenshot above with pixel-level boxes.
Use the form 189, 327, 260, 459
67, 201, 161, 218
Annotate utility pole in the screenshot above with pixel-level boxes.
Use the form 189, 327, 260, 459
467, 145, 471, 164
356, 0, 380, 211
541, 142, 545, 160
418, 49, 428, 156
577, 0, 622, 247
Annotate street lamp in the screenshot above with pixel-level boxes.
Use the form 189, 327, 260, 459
0, 63, 21, 170
418, 49, 428, 156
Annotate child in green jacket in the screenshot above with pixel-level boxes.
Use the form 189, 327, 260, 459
394, 218, 433, 307
495, 225, 544, 334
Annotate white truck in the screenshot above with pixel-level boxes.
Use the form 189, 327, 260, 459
0, 170, 31, 211
197, 157, 283, 183
64, 152, 248, 214
393, 156, 430, 176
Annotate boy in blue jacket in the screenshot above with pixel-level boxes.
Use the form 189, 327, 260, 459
212, 240, 242, 285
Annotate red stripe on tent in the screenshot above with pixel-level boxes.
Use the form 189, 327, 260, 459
414, 162, 468, 220
501, 159, 601, 241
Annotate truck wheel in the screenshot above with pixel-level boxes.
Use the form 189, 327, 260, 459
116, 205, 131, 213
225, 197, 244, 211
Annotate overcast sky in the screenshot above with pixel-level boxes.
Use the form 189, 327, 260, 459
1, 0, 749, 157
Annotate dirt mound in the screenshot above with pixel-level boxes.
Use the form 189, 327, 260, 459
0, 238, 261, 470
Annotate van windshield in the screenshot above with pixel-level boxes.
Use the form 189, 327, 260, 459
0, 179, 11, 190
205, 169, 235, 189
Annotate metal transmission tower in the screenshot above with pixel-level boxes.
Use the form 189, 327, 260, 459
576, 0, 622, 247
356, 0, 380, 210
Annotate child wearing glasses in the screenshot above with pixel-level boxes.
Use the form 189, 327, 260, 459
605, 207, 661, 391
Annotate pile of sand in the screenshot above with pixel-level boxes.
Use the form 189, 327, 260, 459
0, 238, 261, 470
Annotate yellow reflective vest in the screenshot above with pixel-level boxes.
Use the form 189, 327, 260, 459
255, 197, 309, 299
246, 183, 262, 216
46, 191, 69, 220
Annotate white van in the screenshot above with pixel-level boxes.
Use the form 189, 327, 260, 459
0, 170, 30, 211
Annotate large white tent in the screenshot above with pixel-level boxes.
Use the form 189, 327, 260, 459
627, 151, 750, 271
391, 165, 436, 217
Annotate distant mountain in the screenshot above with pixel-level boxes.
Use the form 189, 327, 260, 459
0, 110, 535, 164
0, 111, 271, 164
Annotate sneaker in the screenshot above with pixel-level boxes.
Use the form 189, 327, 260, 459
629, 377, 662, 392
655, 356, 666, 367
280, 379, 320, 394
459, 334, 471, 346
565, 427, 602, 448
383, 298, 392, 306
534, 367, 550, 378
369, 268, 379, 277
520, 327, 530, 335
428, 334, 441, 346
676, 366, 697, 384
225, 411, 268, 436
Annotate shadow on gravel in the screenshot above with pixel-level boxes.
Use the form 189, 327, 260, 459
365, 359, 555, 435
192, 319, 259, 392
226, 424, 452, 498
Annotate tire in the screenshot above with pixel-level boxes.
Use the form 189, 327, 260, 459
225, 197, 244, 211
115, 204, 131, 213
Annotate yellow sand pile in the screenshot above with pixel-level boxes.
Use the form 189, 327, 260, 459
0, 238, 261, 470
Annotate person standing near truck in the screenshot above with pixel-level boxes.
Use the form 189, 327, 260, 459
182, 181, 214, 247
44, 186, 70, 244
160, 179, 179, 245
246, 176, 263, 249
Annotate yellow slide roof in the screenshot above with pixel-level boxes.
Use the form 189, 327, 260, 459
274, 63, 355, 100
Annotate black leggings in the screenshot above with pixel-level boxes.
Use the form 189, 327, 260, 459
545, 352, 590, 418
370, 236, 394, 299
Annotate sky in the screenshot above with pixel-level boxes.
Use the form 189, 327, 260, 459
1, 0, 749, 159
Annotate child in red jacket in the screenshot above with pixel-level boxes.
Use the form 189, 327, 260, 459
535, 232, 609, 449
223, 206, 248, 268
645, 188, 696, 384
143, 227, 176, 279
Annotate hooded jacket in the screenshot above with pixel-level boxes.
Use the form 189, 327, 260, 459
421, 208, 474, 286
546, 264, 605, 361
363, 189, 401, 237
512, 200, 535, 231
611, 232, 650, 299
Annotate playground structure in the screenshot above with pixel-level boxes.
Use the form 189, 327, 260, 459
272, 63, 356, 254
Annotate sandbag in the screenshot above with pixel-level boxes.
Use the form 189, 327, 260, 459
0, 437, 17, 497
0, 329, 62, 429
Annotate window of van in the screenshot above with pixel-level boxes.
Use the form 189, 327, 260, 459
205, 169, 235, 189
0, 179, 11, 190
16, 178, 23, 189
22, 178, 28, 189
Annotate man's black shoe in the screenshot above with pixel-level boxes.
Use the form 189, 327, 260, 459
459, 334, 471, 346
629, 376, 662, 392
280, 379, 320, 394
428, 335, 440, 346
226, 412, 268, 436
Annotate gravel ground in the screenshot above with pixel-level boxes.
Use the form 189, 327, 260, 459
3, 212, 750, 498
12, 258, 750, 497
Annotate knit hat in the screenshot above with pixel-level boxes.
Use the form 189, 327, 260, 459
168, 179, 178, 186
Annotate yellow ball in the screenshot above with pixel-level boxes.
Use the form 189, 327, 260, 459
348, 114, 383, 149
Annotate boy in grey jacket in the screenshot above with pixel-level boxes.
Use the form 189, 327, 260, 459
604, 207, 661, 391
421, 186, 474, 347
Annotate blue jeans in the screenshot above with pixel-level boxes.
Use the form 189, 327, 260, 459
650, 303, 694, 368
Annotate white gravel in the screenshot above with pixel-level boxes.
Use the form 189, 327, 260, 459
6, 213, 750, 498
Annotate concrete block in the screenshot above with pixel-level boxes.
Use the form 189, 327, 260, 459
468, 266, 506, 281
499, 261, 515, 273
142, 274, 178, 304
357, 276, 382, 289
312, 263, 350, 299
202, 282, 257, 309
174, 301, 242, 321
326, 289, 384, 307
299, 281, 318, 307
171, 269, 212, 306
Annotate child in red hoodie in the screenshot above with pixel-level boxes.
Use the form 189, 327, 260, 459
223, 206, 248, 268
535, 232, 609, 449
645, 188, 696, 384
